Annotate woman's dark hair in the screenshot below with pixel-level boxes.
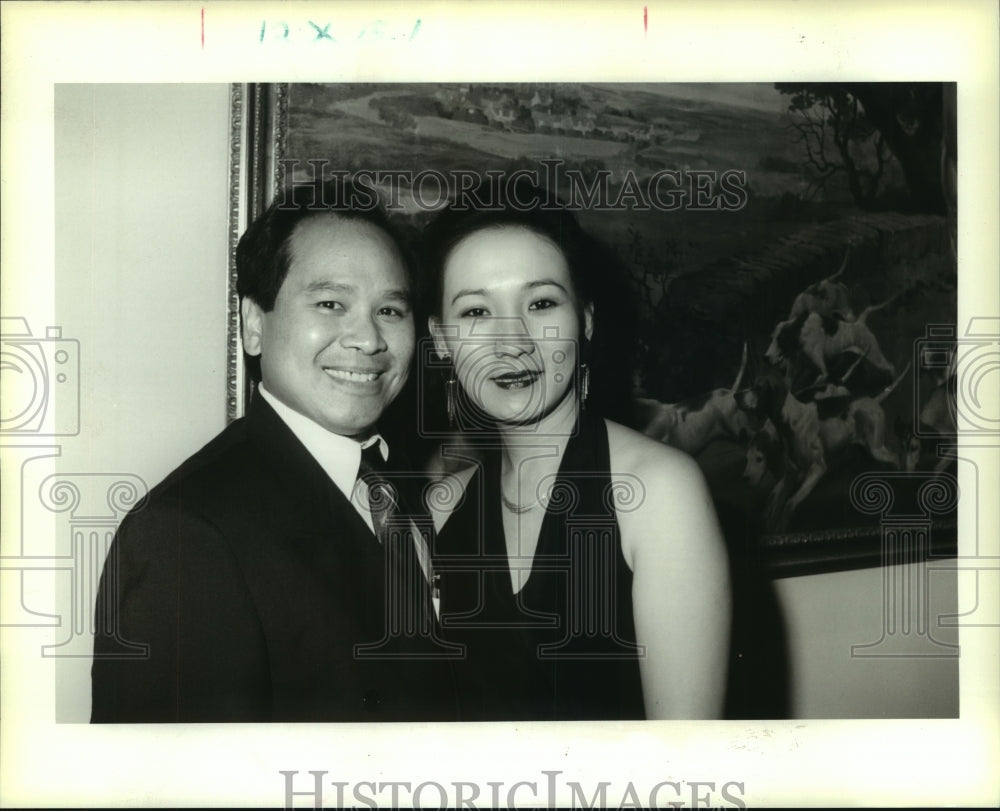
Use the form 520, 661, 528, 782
422, 176, 637, 421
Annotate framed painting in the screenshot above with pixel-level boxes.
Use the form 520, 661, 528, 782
226, 81, 959, 577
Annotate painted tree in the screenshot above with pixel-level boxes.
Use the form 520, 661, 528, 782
776, 82, 947, 213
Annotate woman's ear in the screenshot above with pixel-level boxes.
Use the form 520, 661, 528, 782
241, 297, 264, 356
428, 316, 451, 359
583, 302, 595, 342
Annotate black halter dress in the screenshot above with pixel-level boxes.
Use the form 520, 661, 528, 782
432, 411, 645, 721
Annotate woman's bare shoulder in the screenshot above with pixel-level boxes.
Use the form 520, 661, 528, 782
604, 418, 702, 484
604, 419, 718, 568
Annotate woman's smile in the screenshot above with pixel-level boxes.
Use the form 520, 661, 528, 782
490, 369, 540, 390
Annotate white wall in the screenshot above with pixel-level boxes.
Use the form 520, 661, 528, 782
48, 84, 958, 722
53, 84, 231, 721
774, 563, 958, 718
55, 84, 232, 482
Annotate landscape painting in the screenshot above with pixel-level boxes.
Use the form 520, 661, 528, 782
231, 82, 959, 575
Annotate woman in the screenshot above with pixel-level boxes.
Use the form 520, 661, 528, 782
423, 180, 730, 720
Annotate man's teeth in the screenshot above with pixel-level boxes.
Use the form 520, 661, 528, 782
326, 369, 380, 382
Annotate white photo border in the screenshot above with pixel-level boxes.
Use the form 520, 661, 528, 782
1, 1, 997, 807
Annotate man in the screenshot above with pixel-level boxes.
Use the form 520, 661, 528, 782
91, 179, 459, 722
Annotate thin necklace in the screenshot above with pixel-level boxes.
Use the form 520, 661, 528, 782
501, 490, 536, 514
500, 485, 551, 514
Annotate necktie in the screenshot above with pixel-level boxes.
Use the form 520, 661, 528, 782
352, 444, 463, 661
357, 443, 396, 547
356, 443, 433, 634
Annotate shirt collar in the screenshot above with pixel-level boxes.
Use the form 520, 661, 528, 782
257, 384, 388, 501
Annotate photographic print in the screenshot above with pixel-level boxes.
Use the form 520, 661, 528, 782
2, 2, 997, 809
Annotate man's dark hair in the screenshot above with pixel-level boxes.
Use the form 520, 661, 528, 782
235, 177, 417, 382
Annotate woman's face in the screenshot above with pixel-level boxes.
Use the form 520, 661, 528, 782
431, 225, 593, 427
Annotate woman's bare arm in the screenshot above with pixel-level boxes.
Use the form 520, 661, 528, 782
608, 420, 731, 719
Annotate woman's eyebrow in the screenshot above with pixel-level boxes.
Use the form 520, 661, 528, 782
450, 288, 487, 305
524, 279, 569, 293
450, 280, 568, 305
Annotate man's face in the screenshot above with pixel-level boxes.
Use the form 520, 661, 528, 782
242, 215, 415, 438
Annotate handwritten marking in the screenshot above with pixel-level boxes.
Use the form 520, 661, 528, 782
309, 20, 333, 41
260, 20, 290, 42
257, 18, 421, 44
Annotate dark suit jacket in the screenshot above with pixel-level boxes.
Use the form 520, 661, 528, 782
91, 396, 459, 722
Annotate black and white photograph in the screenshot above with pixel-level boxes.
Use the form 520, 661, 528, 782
1, 2, 997, 808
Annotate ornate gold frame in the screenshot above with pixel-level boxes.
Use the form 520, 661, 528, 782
226, 83, 289, 422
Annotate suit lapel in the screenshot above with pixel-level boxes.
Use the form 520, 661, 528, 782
245, 395, 374, 540
244, 397, 386, 629
244, 395, 443, 639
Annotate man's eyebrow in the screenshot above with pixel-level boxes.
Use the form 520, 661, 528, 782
381, 289, 412, 303
304, 280, 355, 294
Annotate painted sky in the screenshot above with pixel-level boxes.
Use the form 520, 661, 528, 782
623, 82, 791, 114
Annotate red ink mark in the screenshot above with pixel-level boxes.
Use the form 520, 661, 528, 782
201, 8, 205, 48
643, 6, 648, 34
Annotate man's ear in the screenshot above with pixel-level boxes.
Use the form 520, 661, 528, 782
428, 316, 450, 359
583, 302, 595, 342
241, 297, 264, 357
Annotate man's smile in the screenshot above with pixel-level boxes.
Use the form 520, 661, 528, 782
323, 367, 384, 384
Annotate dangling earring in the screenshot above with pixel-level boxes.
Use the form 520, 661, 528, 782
446, 372, 457, 427
579, 363, 591, 410
441, 353, 457, 427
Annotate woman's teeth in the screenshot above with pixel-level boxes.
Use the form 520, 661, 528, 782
493, 371, 538, 390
